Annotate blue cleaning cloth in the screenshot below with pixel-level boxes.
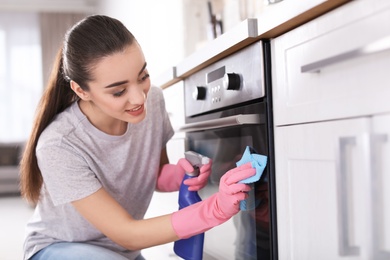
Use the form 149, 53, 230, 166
236, 146, 267, 210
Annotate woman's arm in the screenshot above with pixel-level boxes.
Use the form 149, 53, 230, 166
72, 161, 255, 251
72, 148, 180, 251
72, 187, 179, 251
71, 148, 178, 250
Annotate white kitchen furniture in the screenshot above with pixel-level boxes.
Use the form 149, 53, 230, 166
271, 0, 390, 259
162, 80, 186, 162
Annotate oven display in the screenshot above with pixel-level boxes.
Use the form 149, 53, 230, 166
207, 66, 225, 83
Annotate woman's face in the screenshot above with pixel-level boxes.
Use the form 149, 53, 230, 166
80, 43, 151, 127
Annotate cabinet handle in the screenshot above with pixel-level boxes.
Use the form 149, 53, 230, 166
301, 35, 390, 73
369, 133, 390, 259
337, 137, 360, 256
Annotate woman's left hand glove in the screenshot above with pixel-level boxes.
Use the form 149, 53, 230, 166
181, 159, 212, 191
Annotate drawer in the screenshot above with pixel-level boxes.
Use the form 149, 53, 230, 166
271, 0, 390, 126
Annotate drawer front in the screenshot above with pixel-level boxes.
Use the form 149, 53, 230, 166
272, 0, 390, 126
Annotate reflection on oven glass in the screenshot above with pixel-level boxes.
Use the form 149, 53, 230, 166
233, 178, 270, 260
195, 134, 252, 185
197, 133, 270, 259
256, 180, 271, 259
234, 210, 256, 259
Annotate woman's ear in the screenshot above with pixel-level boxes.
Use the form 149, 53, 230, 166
70, 81, 90, 101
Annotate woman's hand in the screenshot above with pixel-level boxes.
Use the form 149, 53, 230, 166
180, 158, 212, 191
157, 157, 212, 192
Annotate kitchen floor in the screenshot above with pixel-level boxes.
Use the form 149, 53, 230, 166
0, 192, 181, 260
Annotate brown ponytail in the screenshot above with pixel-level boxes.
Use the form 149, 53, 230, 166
19, 47, 77, 204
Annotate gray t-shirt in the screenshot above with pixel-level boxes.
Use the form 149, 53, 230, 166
23, 86, 174, 259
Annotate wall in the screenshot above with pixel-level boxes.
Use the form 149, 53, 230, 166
0, 12, 42, 142
95, 0, 185, 82
95, 0, 263, 80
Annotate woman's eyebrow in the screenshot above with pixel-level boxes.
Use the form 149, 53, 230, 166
104, 80, 128, 89
138, 62, 147, 76
104, 62, 147, 89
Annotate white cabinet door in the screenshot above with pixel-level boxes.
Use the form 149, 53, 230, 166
271, 0, 390, 126
371, 114, 390, 260
274, 118, 372, 260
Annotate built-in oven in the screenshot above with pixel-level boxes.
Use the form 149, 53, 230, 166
180, 41, 277, 260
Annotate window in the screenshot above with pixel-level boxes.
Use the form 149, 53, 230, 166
0, 12, 42, 142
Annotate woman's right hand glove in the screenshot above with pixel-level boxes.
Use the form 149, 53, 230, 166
171, 162, 255, 239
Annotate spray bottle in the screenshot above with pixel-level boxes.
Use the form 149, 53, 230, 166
174, 151, 210, 260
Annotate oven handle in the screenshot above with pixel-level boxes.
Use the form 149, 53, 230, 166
178, 114, 263, 132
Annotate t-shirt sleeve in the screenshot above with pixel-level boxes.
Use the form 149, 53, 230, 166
36, 144, 102, 206
156, 86, 174, 146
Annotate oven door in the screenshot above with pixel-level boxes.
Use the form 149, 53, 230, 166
181, 102, 273, 260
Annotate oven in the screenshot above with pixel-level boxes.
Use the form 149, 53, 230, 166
180, 41, 277, 260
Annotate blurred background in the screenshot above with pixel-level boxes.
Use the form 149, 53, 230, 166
0, 0, 266, 259
0, 0, 266, 143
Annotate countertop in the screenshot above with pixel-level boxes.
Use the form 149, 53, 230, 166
154, 0, 351, 89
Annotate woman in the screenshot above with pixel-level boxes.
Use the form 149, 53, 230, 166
20, 15, 255, 260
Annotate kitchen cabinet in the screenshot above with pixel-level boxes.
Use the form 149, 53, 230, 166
162, 81, 186, 163
371, 114, 390, 260
271, 0, 390, 126
274, 116, 389, 259
271, 0, 390, 259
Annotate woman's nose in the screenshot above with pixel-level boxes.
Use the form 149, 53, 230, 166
127, 86, 146, 105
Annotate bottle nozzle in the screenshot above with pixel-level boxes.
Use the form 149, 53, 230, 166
184, 151, 210, 176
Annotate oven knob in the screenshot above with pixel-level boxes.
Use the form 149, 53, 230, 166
223, 73, 241, 90
192, 86, 207, 100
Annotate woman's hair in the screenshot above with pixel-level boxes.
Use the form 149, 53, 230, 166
20, 15, 135, 204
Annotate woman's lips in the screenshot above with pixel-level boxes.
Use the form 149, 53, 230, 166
126, 105, 144, 116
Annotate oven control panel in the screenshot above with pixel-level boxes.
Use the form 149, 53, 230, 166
184, 41, 265, 117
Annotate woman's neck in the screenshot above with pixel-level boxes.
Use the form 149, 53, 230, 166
78, 100, 127, 136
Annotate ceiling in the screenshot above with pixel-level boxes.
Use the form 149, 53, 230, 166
0, 0, 100, 13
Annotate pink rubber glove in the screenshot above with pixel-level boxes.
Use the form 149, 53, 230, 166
156, 158, 194, 192
183, 159, 212, 191
171, 162, 255, 239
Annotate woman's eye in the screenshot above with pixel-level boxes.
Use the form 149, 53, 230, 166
140, 73, 150, 82
113, 89, 126, 97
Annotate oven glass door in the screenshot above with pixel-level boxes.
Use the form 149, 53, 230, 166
185, 103, 271, 260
